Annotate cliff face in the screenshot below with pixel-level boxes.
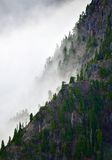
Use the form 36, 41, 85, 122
0, 0, 112, 159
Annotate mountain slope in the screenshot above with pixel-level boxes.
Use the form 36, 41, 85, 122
0, 0, 112, 159
40, 0, 112, 80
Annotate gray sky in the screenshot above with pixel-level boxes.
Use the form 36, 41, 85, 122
0, 0, 91, 143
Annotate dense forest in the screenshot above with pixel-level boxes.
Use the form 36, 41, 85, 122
0, 0, 112, 159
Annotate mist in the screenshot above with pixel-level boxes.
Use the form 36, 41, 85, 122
0, 0, 91, 143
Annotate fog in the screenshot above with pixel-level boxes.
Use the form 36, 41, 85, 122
0, 0, 91, 143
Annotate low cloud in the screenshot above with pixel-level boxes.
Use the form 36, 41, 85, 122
0, 0, 91, 143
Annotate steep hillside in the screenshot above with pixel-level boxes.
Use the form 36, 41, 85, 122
40, 0, 112, 80
0, 0, 112, 159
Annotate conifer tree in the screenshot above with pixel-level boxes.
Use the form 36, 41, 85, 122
1, 140, 5, 151
30, 113, 33, 122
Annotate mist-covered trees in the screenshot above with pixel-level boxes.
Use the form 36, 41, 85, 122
7, 136, 11, 146
0, 0, 112, 159
0, 65, 111, 160
48, 90, 53, 101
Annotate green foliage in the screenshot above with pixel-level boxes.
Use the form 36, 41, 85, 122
0, 79, 111, 159
37, 129, 50, 153
0, 140, 6, 158
12, 124, 23, 145
50, 120, 56, 130
77, 74, 80, 81
62, 142, 70, 157
75, 136, 87, 159
99, 67, 110, 78
61, 124, 73, 143
69, 76, 75, 84
76, 66, 85, 81
95, 129, 103, 150
0, 2, 112, 160
58, 107, 65, 125
72, 80, 108, 159
74, 87, 81, 96
49, 142, 56, 155
1, 140, 5, 151
53, 93, 57, 100
86, 35, 96, 50
79, 11, 87, 24
62, 96, 74, 113
7, 136, 11, 146
80, 67, 84, 80
62, 81, 66, 89
96, 14, 112, 61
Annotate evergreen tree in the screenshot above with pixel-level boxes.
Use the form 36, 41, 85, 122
30, 113, 33, 122
1, 140, 5, 151
19, 122, 22, 131
69, 76, 75, 84
7, 137, 11, 146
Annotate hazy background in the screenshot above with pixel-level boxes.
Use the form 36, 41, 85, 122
0, 0, 91, 143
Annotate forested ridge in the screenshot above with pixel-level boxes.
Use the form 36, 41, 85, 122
0, 0, 112, 159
